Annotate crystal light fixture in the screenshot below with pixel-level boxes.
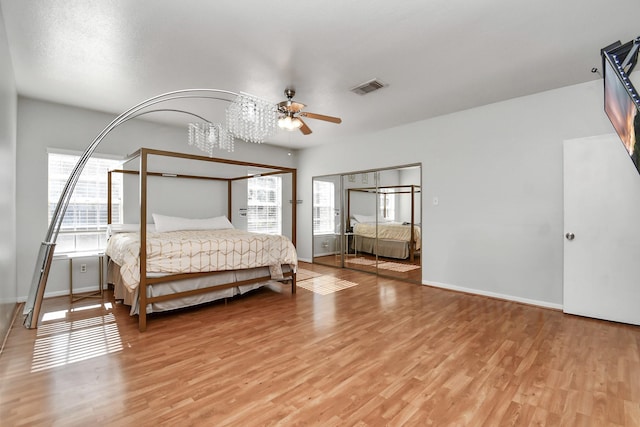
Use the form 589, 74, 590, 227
225, 92, 278, 143
188, 123, 234, 155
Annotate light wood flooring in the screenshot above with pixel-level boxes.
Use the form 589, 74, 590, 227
1, 262, 640, 426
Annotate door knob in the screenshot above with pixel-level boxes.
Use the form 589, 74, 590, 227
565, 232, 575, 241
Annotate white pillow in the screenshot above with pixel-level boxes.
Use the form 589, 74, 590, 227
107, 223, 156, 237
152, 214, 234, 232
352, 214, 377, 224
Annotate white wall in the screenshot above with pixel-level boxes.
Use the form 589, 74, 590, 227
0, 5, 17, 344
16, 97, 297, 299
13, 77, 626, 308
298, 79, 614, 306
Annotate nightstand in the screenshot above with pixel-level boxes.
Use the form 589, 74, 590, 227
344, 232, 356, 256
68, 251, 104, 303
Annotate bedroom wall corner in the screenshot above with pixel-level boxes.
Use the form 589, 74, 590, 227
0, 4, 19, 351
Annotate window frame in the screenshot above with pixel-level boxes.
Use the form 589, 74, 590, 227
246, 174, 282, 235
313, 180, 336, 235
48, 148, 124, 254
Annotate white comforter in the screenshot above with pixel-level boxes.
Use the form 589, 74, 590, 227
105, 229, 297, 292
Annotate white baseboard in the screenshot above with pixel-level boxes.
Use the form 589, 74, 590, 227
298, 257, 313, 264
18, 286, 104, 302
423, 280, 563, 311
43, 290, 74, 299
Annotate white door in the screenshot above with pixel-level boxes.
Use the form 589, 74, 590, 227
563, 134, 640, 325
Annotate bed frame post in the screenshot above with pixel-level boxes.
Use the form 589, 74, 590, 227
410, 185, 415, 262
227, 180, 232, 222
292, 169, 297, 247
347, 189, 351, 232
139, 149, 148, 332
107, 171, 112, 225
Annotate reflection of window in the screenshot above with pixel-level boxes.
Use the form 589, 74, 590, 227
48, 151, 123, 253
313, 180, 335, 234
380, 193, 395, 221
247, 176, 282, 234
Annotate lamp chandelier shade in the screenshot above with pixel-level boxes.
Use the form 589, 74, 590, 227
188, 123, 234, 155
278, 115, 303, 131
225, 92, 278, 144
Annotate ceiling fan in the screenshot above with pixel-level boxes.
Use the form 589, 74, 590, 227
277, 88, 342, 135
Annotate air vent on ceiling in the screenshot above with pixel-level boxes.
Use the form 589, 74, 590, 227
350, 79, 387, 95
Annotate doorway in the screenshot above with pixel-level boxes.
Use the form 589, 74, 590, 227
563, 134, 640, 325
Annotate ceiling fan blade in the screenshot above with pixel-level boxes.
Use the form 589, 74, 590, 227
300, 112, 342, 124
298, 118, 312, 135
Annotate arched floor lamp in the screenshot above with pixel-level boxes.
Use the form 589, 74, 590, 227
23, 88, 278, 328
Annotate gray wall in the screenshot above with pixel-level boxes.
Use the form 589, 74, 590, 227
16, 97, 296, 299
298, 79, 614, 308
0, 4, 17, 347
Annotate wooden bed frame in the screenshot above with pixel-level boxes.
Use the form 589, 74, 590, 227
347, 184, 420, 261
107, 148, 297, 331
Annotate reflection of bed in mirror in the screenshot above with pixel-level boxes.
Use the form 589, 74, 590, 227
348, 185, 421, 261
351, 219, 421, 260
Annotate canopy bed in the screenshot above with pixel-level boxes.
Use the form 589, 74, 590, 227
24, 88, 299, 330
106, 148, 298, 331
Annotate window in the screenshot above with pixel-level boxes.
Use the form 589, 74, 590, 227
313, 180, 335, 234
380, 192, 395, 221
48, 151, 123, 253
247, 175, 281, 234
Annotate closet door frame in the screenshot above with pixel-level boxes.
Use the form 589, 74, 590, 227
312, 163, 422, 283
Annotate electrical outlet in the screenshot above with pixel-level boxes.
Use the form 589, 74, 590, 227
80, 264, 87, 273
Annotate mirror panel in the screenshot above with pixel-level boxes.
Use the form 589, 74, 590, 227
344, 172, 378, 275
312, 174, 342, 267
373, 166, 421, 282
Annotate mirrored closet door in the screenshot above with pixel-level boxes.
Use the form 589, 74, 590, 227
312, 164, 421, 284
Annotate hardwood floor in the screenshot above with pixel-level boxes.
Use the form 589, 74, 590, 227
1, 262, 640, 426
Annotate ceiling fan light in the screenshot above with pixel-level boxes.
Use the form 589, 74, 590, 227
278, 116, 303, 131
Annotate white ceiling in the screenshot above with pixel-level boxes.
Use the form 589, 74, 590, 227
2, 0, 640, 149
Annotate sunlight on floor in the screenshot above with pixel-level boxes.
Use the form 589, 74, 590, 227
31, 303, 123, 372
297, 275, 359, 295
295, 268, 323, 282
344, 257, 420, 272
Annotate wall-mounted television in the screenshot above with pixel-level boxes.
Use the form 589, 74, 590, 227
601, 37, 640, 172
602, 38, 640, 172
